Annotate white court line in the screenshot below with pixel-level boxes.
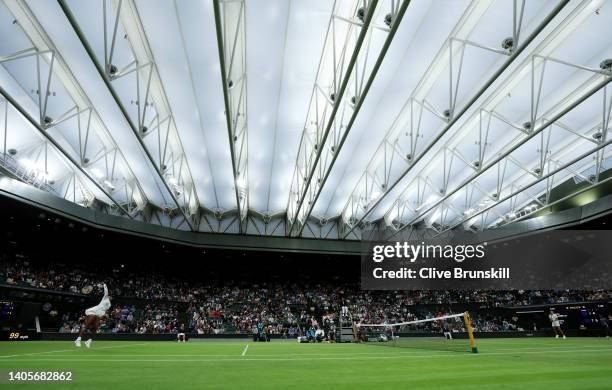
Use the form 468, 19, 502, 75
10, 344, 609, 359
0, 348, 75, 359
7, 347, 612, 363
0, 342, 149, 359
88, 343, 149, 351
241, 344, 249, 356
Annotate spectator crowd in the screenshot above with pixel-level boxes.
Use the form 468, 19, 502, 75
1, 258, 610, 336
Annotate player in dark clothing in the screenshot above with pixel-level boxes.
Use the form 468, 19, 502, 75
601, 314, 611, 338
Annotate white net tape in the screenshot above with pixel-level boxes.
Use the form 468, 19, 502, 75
356, 312, 465, 328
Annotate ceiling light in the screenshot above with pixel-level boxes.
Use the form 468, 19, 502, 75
90, 168, 104, 179
19, 158, 37, 170
599, 58, 612, 71
108, 64, 118, 77
501, 37, 515, 51
384, 13, 393, 27
415, 194, 440, 211
356, 7, 366, 22
236, 177, 247, 189
427, 210, 441, 226
425, 194, 439, 204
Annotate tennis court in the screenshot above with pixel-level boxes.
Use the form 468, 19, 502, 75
2, 338, 611, 389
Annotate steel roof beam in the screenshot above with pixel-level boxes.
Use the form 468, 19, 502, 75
285, 0, 379, 236
382, 1, 607, 235
390, 76, 612, 238
4, 0, 149, 216
441, 107, 612, 233
212, 0, 249, 233
292, 0, 412, 237
57, 0, 198, 231
0, 86, 132, 216
340, 0, 569, 239
442, 140, 612, 236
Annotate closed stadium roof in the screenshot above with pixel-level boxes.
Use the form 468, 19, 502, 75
0, 0, 611, 240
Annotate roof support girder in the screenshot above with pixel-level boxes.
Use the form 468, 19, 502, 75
57, 0, 199, 231
340, 0, 570, 238
290, 0, 413, 237
212, 0, 249, 233
286, 0, 381, 235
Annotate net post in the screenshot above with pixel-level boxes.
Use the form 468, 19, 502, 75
463, 312, 478, 353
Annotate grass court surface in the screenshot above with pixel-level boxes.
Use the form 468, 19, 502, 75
1, 338, 611, 389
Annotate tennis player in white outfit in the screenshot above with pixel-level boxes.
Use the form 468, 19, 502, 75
75, 283, 111, 348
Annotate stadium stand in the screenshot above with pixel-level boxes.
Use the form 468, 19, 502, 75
2, 257, 610, 337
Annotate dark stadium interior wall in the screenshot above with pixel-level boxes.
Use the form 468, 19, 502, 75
2, 193, 611, 285
3, 173, 612, 253
529, 169, 612, 219
0, 195, 359, 283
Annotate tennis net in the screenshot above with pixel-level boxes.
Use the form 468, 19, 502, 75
356, 312, 478, 353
